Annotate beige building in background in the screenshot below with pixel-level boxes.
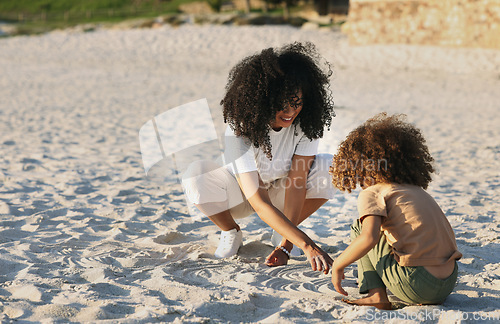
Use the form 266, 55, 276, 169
343, 0, 500, 49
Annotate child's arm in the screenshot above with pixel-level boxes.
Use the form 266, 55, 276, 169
331, 215, 383, 295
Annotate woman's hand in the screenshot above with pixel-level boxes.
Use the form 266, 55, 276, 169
331, 265, 347, 296
304, 244, 333, 274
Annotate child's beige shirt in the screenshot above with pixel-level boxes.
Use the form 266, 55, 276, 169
358, 183, 462, 267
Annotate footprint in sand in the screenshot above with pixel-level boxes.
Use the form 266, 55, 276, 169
34, 304, 79, 320
110, 189, 141, 205
153, 231, 188, 244
74, 185, 97, 195
89, 283, 130, 298
7, 284, 43, 302
81, 268, 114, 283
3, 307, 24, 319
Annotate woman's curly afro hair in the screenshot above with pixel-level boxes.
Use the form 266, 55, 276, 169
330, 113, 435, 192
221, 42, 335, 159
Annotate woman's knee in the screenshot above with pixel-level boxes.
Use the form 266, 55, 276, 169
305, 153, 335, 199
314, 153, 334, 174
182, 160, 221, 181
181, 160, 228, 205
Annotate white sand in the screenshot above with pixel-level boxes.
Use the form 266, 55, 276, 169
1, 25, 499, 322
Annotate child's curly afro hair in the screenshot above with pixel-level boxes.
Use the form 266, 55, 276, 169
330, 113, 435, 192
221, 42, 335, 159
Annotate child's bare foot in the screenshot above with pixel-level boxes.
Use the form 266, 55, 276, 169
353, 290, 389, 304
342, 288, 392, 310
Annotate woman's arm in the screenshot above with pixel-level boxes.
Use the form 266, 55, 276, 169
237, 170, 331, 273
331, 215, 383, 295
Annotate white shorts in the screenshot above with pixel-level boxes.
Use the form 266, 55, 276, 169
181, 154, 335, 219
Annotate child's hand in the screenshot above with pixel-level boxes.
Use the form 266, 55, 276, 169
331, 266, 347, 296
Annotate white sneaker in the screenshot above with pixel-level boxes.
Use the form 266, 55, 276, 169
271, 230, 303, 257
214, 228, 243, 258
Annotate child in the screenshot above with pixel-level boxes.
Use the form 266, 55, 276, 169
329, 113, 462, 310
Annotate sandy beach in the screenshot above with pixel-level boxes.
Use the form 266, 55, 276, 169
1, 24, 500, 322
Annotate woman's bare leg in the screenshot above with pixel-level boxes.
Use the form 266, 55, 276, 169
197, 198, 326, 262
296, 198, 328, 225
195, 203, 240, 232
266, 198, 328, 266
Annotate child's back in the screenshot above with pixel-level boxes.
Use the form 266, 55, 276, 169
358, 183, 461, 278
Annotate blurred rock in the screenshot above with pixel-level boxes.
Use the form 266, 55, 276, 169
346, 0, 500, 49
297, 10, 333, 26
231, 0, 267, 12
194, 14, 238, 25
301, 22, 320, 30
0, 22, 17, 37
288, 16, 307, 27
179, 2, 215, 15
163, 15, 190, 27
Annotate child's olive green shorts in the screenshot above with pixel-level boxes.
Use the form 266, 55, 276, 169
351, 220, 458, 305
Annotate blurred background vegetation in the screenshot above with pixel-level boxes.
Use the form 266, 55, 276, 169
0, 0, 197, 23
0, 0, 304, 22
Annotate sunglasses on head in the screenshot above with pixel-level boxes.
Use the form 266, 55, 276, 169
283, 93, 303, 110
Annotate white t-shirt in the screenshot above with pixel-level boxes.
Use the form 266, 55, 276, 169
223, 125, 319, 184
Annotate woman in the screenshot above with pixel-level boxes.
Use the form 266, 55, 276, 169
182, 42, 336, 272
